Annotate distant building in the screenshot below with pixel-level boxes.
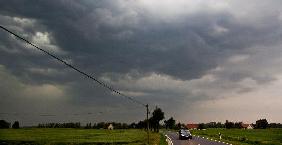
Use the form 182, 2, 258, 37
241, 123, 253, 129
108, 124, 114, 130
186, 124, 199, 130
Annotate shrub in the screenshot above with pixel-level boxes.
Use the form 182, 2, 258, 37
0, 120, 10, 128
12, 121, 20, 129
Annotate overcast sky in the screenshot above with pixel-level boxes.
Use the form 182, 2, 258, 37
1, 0, 282, 126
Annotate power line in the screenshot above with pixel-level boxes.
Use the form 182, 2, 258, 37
0, 25, 146, 107
0, 112, 106, 116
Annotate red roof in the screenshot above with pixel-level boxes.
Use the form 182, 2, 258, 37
241, 124, 253, 128
186, 124, 199, 129
241, 124, 249, 128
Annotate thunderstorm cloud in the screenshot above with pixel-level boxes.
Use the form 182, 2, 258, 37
1, 0, 282, 125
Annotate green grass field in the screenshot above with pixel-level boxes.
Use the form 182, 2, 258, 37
0, 128, 161, 145
191, 128, 282, 145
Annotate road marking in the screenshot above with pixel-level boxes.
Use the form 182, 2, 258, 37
165, 135, 173, 145
194, 135, 232, 145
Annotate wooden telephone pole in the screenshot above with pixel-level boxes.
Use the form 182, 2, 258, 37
146, 104, 149, 145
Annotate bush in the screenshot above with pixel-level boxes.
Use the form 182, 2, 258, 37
256, 119, 268, 129
12, 121, 20, 129
198, 123, 207, 130
0, 120, 10, 128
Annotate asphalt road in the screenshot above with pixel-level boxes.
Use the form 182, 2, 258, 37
166, 132, 229, 145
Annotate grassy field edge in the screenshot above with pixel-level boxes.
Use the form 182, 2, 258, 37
191, 128, 282, 145
0, 128, 162, 145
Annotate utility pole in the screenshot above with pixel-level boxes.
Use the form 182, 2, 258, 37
146, 104, 149, 145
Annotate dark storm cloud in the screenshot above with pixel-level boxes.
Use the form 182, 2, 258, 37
1, 0, 282, 124
0, 1, 240, 80
1, 0, 280, 81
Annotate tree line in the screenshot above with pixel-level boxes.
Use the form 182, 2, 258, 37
2, 111, 282, 130
38, 122, 81, 128
195, 119, 281, 129
0, 120, 19, 129
0, 107, 166, 131
224, 119, 269, 129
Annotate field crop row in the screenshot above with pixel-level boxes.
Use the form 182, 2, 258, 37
191, 128, 282, 145
0, 128, 160, 145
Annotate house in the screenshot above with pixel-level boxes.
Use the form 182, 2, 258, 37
241, 123, 253, 129
108, 124, 114, 130
186, 124, 199, 130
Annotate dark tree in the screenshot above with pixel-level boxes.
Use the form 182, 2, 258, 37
216, 122, 224, 128
96, 122, 106, 129
129, 122, 136, 129
12, 121, 20, 129
256, 119, 268, 129
205, 122, 224, 128
206, 122, 216, 128
225, 120, 234, 129
85, 123, 91, 129
164, 117, 176, 129
149, 117, 154, 131
174, 122, 186, 130
150, 107, 165, 132
234, 122, 243, 129
269, 123, 282, 128
0, 120, 10, 128
136, 120, 146, 129
198, 123, 207, 130
37, 122, 81, 128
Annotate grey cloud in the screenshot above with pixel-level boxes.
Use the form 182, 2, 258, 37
0, 0, 266, 80
2, 1, 281, 81
1, 0, 282, 124
0, 65, 144, 125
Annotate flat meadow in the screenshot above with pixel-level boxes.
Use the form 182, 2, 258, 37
191, 128, 282, 145
0, 128, 160, 145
